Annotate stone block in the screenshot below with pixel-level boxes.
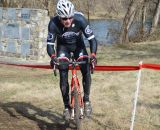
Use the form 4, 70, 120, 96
2, 9, 7, 19
0, 41, 3, 51
0, 7, 2, 20
30, 10, 37, 17
3, 23, 20, 39
0, 26, 2, 39
7, 8, 16, 20
0, 51, 4, 56
21, 41, 30, 56
7, 40, 17, 53
21, 27, 30, 40
21, 8, 30, 21
34, 50, 39, 56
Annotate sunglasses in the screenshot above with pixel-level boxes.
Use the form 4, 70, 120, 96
61, 17, 73, 21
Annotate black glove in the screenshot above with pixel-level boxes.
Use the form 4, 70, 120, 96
90, 53, 97, 73
50, 56, 57, 68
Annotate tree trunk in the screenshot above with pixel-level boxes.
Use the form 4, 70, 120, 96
87, 0, 90, 24
1, 0, 8, 7
120, 0, 144, 44
140, 0, 148, 36
150, 0, 160, 34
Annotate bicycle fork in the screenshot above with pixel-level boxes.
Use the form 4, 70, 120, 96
71, 108, 84, 119
70, 69, 84, 119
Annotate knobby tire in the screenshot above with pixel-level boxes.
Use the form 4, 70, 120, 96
74, 86, 81, 130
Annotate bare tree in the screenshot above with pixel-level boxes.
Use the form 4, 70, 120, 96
150, 0, 160, 34
140, 0, 148, 36
120, 0, 144, 44
17, 0, 26, 8
72, 0, 94, 23
1, 0, 8, 7
87, 0, 91, 23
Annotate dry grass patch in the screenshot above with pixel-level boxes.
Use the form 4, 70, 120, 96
0, 41, 160, 130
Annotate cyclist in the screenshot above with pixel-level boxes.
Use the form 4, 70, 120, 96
47, 0, 97, 119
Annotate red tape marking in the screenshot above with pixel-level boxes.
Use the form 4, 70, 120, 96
0, 63, 52, 69
0, 62, 140, 71
142, 64, 160, 70
94, 66, 140, 71
1, 62, 160, 71
69, 65, 140, 71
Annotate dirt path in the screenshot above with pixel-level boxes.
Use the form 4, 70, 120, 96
0, 103, 75, 130
0, 107, 40, 130
0, 104, 97, 130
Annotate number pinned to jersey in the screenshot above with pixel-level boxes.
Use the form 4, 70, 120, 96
85, 25, 93, 34
47, 32, 53, 41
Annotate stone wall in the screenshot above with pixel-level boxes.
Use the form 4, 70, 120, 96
0, 7, 50, 62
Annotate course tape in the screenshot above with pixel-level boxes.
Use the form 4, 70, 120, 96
142, 63, 160, 70
0, 62, 52, 69
94, 65, 139, 71
1, 62, 160, 71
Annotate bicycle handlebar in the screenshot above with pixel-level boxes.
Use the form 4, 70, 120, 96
57, 60, 87, 66
53, 57, 88, 76
53, 55, 95, 76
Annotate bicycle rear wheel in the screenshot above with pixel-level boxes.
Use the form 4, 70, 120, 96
74, 86, 81, 130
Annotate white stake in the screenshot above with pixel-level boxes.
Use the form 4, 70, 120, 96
130, 61, 143, 130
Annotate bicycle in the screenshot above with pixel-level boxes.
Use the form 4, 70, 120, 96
53, 52, 94, 130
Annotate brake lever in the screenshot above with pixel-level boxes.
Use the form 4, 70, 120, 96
53, 62, 59, 76
53, 64, 57, 76
91, 62, 94, 74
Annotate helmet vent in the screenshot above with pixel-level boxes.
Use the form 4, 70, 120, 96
67, 3, 69, 7
59, 10, 64, 15
64, 9, 68, 15
62, 4, 66, 8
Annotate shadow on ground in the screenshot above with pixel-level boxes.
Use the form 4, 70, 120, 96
0, 102, 76, 130
138, 102, 160, 109
0, 102, 117, 130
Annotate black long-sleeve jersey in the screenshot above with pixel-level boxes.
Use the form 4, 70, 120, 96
47, 12, 97, 57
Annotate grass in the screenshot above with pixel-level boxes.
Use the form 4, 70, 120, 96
0, 41, 160, 130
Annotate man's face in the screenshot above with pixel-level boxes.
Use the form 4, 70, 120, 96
60, 17, 73, 28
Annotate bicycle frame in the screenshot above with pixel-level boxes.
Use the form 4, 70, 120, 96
55, 54, 89, 116
70, 63, 84, 117
54, 54, 91, 121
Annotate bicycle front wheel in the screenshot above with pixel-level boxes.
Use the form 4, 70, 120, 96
74, 86, 81, 130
